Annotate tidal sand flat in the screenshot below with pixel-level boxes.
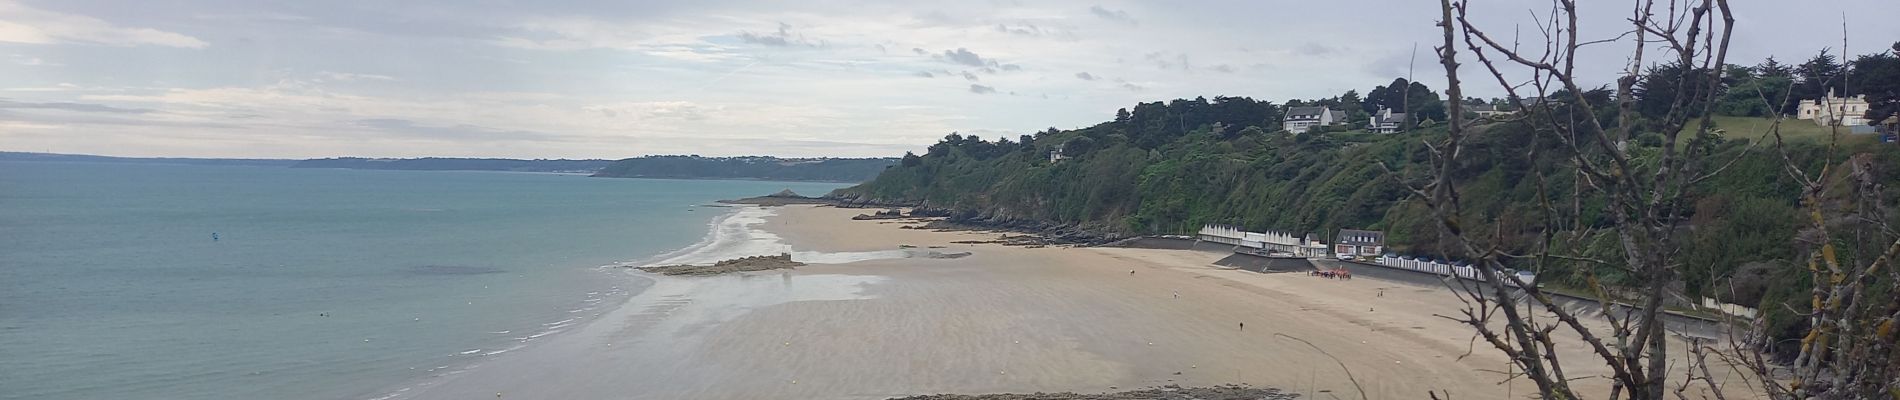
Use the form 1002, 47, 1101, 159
404, 204, 1750, 400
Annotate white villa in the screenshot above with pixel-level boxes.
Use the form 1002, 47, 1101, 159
1797, 90, 1871, 127
1467, 104, 1513, 118
1283, 107, 1344, 134
1333, 229, 1385, 260
1369, 107, 1408, 134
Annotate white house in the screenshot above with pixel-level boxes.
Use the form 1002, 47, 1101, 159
1468, 104, 1513, 118
1797, 89, 1871, 126
1369, 107, 1408, 134
1047, 143, 1068, 163
1283, 107, 1344, 134
1333, 229, 1385, 260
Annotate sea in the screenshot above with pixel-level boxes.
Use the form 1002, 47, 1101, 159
0, 161, 848, 400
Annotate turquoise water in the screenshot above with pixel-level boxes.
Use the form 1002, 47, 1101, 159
0, 162, 847, 400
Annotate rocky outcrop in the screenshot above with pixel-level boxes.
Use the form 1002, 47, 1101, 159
823, 193, 1126, 245
851, 209, 908, 220
903, 206, 1125, 245
721, 190, 833, 206
635, 254, 805, 276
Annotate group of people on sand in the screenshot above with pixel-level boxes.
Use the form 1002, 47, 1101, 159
1309, 269, 1353, 280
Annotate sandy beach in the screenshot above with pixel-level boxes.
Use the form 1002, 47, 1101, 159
398, 205, 1751, 400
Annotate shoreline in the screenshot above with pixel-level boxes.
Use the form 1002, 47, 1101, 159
366, 207, 770, 400
393, 204, 1750, 400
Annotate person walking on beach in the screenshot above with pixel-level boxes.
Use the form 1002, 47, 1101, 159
1172, 290, 1179, 299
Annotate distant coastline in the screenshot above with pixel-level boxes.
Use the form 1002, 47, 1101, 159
291, 157, 612, 173
589, 155, 896, 183
1, 152, 893, 183
0, 151, 297, 167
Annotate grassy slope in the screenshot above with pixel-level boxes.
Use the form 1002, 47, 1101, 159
1683, 115, 1882, 145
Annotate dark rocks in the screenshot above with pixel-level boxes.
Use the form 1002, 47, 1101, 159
852, 209, 909, 220
634, 254, 805, 276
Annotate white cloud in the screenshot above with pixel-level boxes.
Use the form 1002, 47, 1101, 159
317, 71, 397, 82
0, 1, 207, 48
5, 0, 1897, 159
1087, 5, 1136, 25
7, 53, 57, 66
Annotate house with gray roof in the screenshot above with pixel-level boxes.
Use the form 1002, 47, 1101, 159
1369, 107, 1407, 134
1457, 103, 1515, 119
1333, 229, 1385, 260
1282, 106, 1344, 134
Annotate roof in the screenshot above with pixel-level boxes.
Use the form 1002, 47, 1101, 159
1373, 110, 1407, 125
1285, 106, 1326, 119
1336, 229, 1385, 245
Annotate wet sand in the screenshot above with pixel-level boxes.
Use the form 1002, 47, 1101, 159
400, 205, 1751, 400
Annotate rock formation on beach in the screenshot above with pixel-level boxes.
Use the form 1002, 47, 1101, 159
851, 208, 908, 220
635, 254, 806, 276
720, 190, 834, 206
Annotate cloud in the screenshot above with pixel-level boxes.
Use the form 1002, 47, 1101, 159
352, 118, 558, 141
642, 45, 741, 62
968, 84, 995, 94
1144, 52, 1171, 69
0, 99, 152, 113
581, 101, 712, 121
1088, 6, 1136, 25
317, 71, 397, 82
960, 71, 979, 81
8, 53, 57, 66
3, 82, 80, 92
191, 12, 311, 22
1142, 52, 1195, 71
19, 0, 1890, 160
492, 16, 674, 51
0, 1, 208, 48
992, 22, 1074, 39
939, 47, 989, 67
1297, 43, 1340, 56
736, 32, 788, 46
736, 22, 821, 47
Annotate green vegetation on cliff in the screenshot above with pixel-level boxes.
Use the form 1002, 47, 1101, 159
833, 95, 1900, 308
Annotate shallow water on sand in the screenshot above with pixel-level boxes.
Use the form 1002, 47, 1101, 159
394, 206, 894, 400
0, 161, 845, 400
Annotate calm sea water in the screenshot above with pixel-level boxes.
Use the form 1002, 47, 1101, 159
0, 162, 847, 400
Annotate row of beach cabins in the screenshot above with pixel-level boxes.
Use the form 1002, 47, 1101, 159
1193, 225, 1782, 322
1195, 224, 1537, 286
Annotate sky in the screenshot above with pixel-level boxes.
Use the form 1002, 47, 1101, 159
2, 0, 1895, 159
